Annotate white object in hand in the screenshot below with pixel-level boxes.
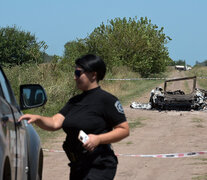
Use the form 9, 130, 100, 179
78, 130, 89, 144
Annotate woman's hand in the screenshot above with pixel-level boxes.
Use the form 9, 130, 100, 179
83, 134, 101, 152
18, 114, 40, 124
18, 113, 65, 131
82, 122, 129, 151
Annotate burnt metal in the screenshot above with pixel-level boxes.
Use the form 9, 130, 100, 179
131, 76, 207, 111
164, 76, 196, 93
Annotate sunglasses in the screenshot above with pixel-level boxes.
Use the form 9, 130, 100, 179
74, 69, 84, 78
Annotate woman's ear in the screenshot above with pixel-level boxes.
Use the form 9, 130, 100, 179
87, 71, 98, 83
92, 72, 97, 81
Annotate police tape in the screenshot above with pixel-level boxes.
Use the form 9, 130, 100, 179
104, 77, 207, 81
105, 78, 166, 81
43, 148, 65, 153
42, 148, 207, 158
115, 151, 207, 158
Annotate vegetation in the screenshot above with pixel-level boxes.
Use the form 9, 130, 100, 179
128, 117, 147, 130
0, 17, 174, 142
64, 17, 172, 77
192, 174, 207, 180
0, 26, 47, 66
195, 59, 207, 66
4, 63, 166, 143
186, 66, 207, 89
169, 59, 186, 66
4, 62, 77, 117
1, 17, 173, 77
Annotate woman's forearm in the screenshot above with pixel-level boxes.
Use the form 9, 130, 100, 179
98, 122, 129, 144
19, 113, 64, 131
34, 116, 59, 131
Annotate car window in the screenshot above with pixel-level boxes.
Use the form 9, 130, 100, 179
0, 86, 4, 97
0, 68, 18, 108
0, 69, 12, 103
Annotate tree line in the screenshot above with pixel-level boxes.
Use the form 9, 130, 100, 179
64, 17, 172, 77
1, 17, 173, 77
0, 26, 48, 66
195, 60, 207, 67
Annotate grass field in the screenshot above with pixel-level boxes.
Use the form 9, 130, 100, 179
3, 64, 171, 143
186, 66, 207, 89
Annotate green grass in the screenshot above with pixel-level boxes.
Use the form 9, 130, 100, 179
191, 118, 204, 128
191, 118, 204, 123
101, 66, 165, 105
191, 158, 207, 180
128, 117, 148, 129
195, 158, 207, 161
186, 66, 207, 89
102, 79, 163, 106
129, 121, 142, 129
126, 141, 133, 145
192, 175, 207, 180
4, 64, 166, 144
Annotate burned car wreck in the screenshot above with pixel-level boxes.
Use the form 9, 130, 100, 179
131, 76, 207, 111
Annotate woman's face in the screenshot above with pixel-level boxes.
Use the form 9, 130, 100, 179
74, 67, 98, 91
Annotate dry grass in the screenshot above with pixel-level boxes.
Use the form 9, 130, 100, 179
4, 63, 167, 143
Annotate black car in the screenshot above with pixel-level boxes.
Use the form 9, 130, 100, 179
0, 65, 47, 180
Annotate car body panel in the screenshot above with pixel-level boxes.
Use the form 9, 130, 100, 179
0, 65, 46, 180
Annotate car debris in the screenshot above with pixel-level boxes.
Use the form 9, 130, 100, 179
130, 76, 207, 111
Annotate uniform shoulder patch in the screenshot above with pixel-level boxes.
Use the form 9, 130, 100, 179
114, 100, 124, 114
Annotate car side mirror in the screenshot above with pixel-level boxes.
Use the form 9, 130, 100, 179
20, 84, 47, 110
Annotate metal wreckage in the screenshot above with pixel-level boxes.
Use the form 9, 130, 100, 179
130, 76, 207, 111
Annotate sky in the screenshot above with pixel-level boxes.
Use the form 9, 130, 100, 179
0, 0, 207, 66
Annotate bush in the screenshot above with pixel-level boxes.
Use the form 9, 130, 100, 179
64, 17, 172, 77
0, 26, 47, 66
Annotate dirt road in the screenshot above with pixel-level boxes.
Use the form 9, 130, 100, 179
42, 70, 207, 180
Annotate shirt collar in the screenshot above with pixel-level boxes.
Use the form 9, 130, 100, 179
83, 86, 100, 95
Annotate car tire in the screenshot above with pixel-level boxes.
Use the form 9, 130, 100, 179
3, 158, 11, 180
38, 149, 43, 180
28, 149, 43, 180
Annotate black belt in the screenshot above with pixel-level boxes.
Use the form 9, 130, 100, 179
63, 143, 113, 163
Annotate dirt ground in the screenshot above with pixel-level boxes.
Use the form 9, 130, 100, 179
42, 70, 207, 180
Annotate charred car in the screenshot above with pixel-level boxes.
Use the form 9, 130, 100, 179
131, 76, 207, 111
150, 76, 207, 110
0, 65, 47, 180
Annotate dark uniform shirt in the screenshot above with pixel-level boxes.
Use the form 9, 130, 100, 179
59, 86, 126, 157
59, 86, 127, 179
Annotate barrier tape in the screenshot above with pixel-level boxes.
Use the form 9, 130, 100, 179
43, 148, 65, 153
104, 77, 207, 81
42, 148, 207, 158
116, 151, 207, 158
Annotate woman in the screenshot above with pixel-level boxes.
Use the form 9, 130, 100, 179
19, 54, 129, 180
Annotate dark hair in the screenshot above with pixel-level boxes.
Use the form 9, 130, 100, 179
75, 54, 106, 82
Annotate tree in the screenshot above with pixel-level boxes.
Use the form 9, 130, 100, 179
174, 59, 186, 66
0, 26, 47, 66
64, 39, 88, 65
195, 60, 207, 66
87, 17, 172, 76
64, 17, 172, 77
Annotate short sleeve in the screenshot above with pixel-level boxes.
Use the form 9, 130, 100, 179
59, 100, 71, 117
103, 95, 127, 127
59, 94, 82, 117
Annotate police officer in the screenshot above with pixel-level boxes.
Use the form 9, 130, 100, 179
19, 54, 129, 180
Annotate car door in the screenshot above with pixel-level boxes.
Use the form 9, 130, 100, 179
0, 88, 15, 180
0, 68, 27, 180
